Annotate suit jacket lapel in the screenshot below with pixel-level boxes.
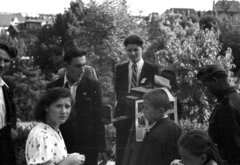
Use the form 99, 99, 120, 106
77, 76, 88, 94
123, 62, 129, 91
2, 85, 12, 113
55, 77, 67, 89
139, 61, 149, 84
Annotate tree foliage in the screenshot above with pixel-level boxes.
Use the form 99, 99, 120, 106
29, 1, 240, 122
32, 0, 148, 105
0, 31, 48, 121
219, 20, 240, 74
144, 12, 237, 122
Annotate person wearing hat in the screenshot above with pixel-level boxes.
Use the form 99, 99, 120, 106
197, 65, 240, 164
159, 69, 184, 120
0, 40, 18, 165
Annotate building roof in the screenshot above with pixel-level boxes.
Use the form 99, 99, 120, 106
14, 13, 25, 22
169, 8, 197, 15
7, 25, 20, 33
0, 14, 16, 27
215, 0, 240, 13
25, 19, 46, 23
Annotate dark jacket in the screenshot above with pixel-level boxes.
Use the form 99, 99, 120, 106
113, 60, 157, 165
2, 77, 17, 129
47, 76, 105, 165
209, 87, 240, 164
134, 117, 181, 165
0, 77, 17, 165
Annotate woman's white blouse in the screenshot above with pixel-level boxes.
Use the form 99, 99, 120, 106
25, 122, 67, 165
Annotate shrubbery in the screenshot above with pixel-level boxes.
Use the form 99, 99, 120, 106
144, 12, 237, 123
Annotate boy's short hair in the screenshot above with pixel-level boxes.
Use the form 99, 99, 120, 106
143, 88, 170, 112
64, 46, 87, 64
123, 35, 144, 48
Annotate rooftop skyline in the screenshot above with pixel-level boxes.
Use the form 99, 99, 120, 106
0, 0, 214, 16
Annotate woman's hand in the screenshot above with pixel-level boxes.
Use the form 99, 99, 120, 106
206, 159, 217, 165
63, 153, 85, 165
170, 159, 183, 165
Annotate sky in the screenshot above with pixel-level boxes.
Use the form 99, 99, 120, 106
0, 0, 214, 16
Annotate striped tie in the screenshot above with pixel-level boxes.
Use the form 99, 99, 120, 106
131, 63, 137, 88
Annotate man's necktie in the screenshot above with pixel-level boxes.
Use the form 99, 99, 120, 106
131, 63, 137, 88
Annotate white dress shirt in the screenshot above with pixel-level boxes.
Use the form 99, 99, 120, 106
128, 58, 144, 92
63, 74, 82, 99
0, 78, 8, 129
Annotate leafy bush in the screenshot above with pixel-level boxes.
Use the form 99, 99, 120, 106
179, 118, 208, 135
15, 122, 36, 165
12, 65, 48, 121
145, 12, 237, 122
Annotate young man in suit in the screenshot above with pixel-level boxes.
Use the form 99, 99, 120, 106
47, 46, 107, 165
0, 40, 18, 165
134, 88, 181, 165
114, 35, 157, 165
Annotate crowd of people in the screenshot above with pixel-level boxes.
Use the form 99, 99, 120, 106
0, 34, 239, 165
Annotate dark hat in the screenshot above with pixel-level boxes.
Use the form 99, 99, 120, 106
0, 40, 18, 58
159, 69, 179, 89
197, 65, 227, 83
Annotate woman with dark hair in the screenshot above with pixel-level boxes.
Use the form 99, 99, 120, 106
25, 87, 85, 165
172, 129, 224, 165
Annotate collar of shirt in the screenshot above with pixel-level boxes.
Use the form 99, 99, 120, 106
149, 116, 169, 131
0, 77, 9, 88
63, 73, 82, 87
129, 58, 144, 69
217, 87, 236, 102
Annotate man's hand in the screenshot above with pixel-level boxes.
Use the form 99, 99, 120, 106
98, 152, 108, 165
11, 128, 18, 140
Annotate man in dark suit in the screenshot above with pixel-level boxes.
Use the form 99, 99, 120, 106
134, 88, 181, 165
114, 35, 157, 165
47, 47, 107, 165
0, 40, 18, 165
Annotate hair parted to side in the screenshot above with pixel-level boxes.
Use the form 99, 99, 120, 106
34, 87, 74, 123
178, 129, 224, 165
142, 88, 170, 111
63, 46, 88, 64
123, 35, 144, 48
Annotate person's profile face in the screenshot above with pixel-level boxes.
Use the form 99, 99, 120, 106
45, 97, 72, 127
0, 49, 11, 76
179, 146, 206, 165
203, 78, 219, 97
125, 44, 142, 63
143, 99, 159, 123
65, 56, 86, 83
